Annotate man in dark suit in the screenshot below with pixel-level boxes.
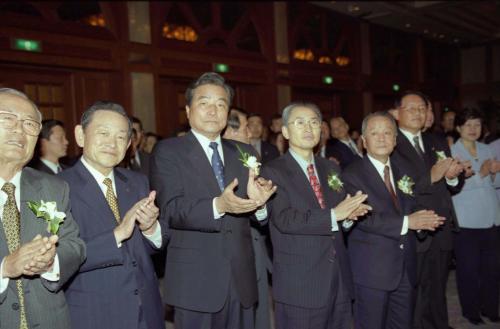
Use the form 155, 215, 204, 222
391, 91, 464, 329
248, 113, 280, 163
262, 102, 370, 329
0, 88, 85, 329
150, 72, 276, 329
326, 117, 362, 169
28, 119, 69, 174
223, 107, 273, 329
343, 111, 445, 329
59, 101, 166, 329
129, 117, 151, 176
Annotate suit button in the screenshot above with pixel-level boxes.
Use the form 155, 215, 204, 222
132, 261, 137, 267
328, 258, 335, 263
12, 303, 19, 310
400, 244, 404, 250
331, 236, 335, 240
134, 289, 139, 295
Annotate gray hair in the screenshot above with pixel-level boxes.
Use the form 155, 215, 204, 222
81, 101, 132, 139
0, 88, 42, 121
361, 111, 398, 136
185, 72, 234, 107
282, 101, 322, 126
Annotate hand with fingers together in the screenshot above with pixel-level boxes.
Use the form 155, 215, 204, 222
246, 168, 277, 207
333, 191, 370, 221
135, 191, 160, 235
215, 178, 260, 214
408, 210, 445, 231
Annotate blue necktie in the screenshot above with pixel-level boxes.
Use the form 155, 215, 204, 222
209, 142, 225, 191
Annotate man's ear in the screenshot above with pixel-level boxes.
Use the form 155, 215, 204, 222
361, 135, 367, 150
74, 125, 85, 148
282, 126, 290, 140
185, 105, 191, 120
390, 109, 399, 121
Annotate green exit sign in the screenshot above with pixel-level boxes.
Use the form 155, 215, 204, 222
213, 63, 229, 73
392, 84, 400, 92
323, 76, 333, 85
12, 38, 42, 52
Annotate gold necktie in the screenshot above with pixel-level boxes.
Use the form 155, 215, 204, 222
1, 183, 28, 329
103, 178, 120, 224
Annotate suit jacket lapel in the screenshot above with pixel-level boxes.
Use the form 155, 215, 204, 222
185, 132, 222, 196
114, 170, 136, 219
20, 169, 46, 243
362, 157, 400, 213
397, 132, 426, 168
421, 132, 436, 168
221, 140, 246, 197
74, 161, 119, 228
390, 162, 405, 215
315, 157, 344, 209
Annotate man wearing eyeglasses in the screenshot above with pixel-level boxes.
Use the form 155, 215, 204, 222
0, 88, 85, 329
261, 101, 371, 329
392, 91, 464, 329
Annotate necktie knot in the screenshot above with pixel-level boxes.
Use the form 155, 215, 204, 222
384, 165, 390, 178
209, 141, 218, 151
307, 164, 315, 175
103, 178, 113, 190
1, 182, 15, 198
413, 135, 420, 146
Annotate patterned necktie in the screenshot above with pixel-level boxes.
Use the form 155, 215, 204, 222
103, 178, 120, 223
307, 164, 326, 209
1, 183, 29, 329
413, 135, 425, 159
209, 142, 225, 192
383, 166, 399, 209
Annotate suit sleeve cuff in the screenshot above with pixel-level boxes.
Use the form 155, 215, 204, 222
255, 206, 268, 221
0, 258, 9, 294
142, 222, 162, 248
213, 198, 225, 220
41, 254, 60, 282
330, 209, 339, 232
401, 216, 409, 235
446, 177, 459, 186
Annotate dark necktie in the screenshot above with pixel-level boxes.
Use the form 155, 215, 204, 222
383, 166, 399, 209
209, 142, 225, 191
413, 135, 425, 159
348, 141, 359, 156
1, 183, 29, 329
56, 165, 62, 174
307, 164, 326, 209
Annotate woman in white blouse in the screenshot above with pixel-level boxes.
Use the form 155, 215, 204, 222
451, 108, 500, 325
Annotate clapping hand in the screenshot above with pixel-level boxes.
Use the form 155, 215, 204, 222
215, 178, 260, 214
334, 191, 370, 221
136, 191, 160, 235
247, 168, 277, 207
444, 158, 464, 179
408, 210, 445, 231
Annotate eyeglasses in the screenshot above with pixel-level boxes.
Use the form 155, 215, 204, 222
0, 111, 41, 136
288, 118, 321, 130
401, 105, 427, 114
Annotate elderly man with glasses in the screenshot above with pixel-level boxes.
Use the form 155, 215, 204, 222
0, 88, 85, 329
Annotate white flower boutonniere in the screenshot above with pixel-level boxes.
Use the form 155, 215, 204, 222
397, 175, 415, 196
327, 172, 344, 192
27, 200, 66, 234
236, 144, 261, 175
435, 150, 447, 161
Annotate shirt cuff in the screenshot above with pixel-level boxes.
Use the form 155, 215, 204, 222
213, 198, 225, 220
446, 177, 459, 186
255, 206, 268, 221
330, 209, 339, 232
401, 216, 409, 235
41, 254, 60, 282
0, 258, 9, 294
142, 222, 162, 248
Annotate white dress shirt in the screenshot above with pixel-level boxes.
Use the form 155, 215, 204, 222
0, 171, 60, 293
190, 129, 267, 220
366, 155, 409, 235
399, 128, 458, 186
80, 157, 162, 248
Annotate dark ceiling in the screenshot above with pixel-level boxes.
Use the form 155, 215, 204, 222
313, 1, 500, 46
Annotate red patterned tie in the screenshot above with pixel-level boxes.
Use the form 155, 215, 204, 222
307, 164, 326, 209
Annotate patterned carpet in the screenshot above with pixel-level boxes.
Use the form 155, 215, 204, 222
165, 270, 500, 328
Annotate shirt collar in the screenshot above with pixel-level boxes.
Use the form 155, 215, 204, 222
191, 129, 222, 149
80, 156, 115, 186
399, 128, 422, 143
289, 148, 316, 176
366, 154, 391, 178
0, 170, 22, 191
40, 158, 59, 174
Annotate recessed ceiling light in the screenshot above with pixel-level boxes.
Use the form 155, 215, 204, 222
439, 34, 445, 39
405, 23, 411, 28
432, 33, 437, 37
348, 4, 360, 12
424, 29, 429, 34
453, 38, 460, 43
